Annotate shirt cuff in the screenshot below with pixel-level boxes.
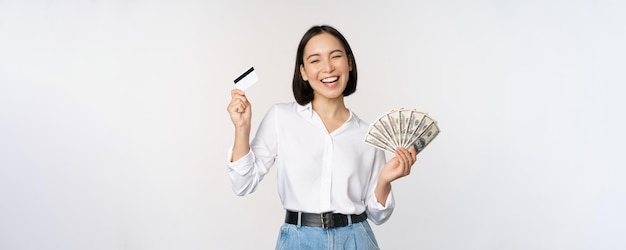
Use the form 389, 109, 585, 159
227, 147, 255, 175
374, 189, 395, 210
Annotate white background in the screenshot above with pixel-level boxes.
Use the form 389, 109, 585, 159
1, 0, 625, 249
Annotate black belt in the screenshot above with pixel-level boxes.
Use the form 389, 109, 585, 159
285, 210, 367, 230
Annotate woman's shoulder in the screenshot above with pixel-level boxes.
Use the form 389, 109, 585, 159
348, 110, 370, 129
269, 101, 302, 111
270, 101, 310, 112
264, 101, 305, 117
271, 101, 298, 108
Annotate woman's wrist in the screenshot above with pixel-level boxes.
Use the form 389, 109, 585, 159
374, 178, 392, 205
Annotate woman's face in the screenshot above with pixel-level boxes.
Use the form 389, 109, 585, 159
300, 32, 352, 102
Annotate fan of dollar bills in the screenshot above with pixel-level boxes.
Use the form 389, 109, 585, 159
364, 108, 440, 155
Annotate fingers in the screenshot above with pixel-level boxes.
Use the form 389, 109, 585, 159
228, 89, 250, 113
408, 144, 417, 157
228, 101, 247, 114
395, 147, 412, 163
231, 88, 245, 98
395, 147, 416, 176
230, 89, 248, 105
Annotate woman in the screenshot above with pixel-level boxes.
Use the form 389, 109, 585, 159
227, 25, 417, 249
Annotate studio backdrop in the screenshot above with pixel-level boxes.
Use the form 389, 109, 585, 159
1, 1, 625, 249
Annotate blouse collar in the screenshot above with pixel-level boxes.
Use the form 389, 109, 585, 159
296, 102, 361, 128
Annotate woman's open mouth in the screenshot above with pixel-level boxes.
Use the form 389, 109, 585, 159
321, 76, 339, 86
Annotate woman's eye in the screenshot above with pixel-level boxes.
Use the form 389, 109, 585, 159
310, 60, 319, 64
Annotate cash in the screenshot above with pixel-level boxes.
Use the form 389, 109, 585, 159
364, 108, 440, 155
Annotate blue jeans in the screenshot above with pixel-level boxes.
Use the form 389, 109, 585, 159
275, 220, 380, 250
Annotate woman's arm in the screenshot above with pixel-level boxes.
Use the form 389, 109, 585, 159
227, 89, 252, 162
375, 146, 417, 205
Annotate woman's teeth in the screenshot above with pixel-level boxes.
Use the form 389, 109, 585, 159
321, 77, 338, 83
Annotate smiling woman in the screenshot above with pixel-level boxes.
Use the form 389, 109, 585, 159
292, 26, 358, 107
299, 33, 353, 110
226, 25, 418, 250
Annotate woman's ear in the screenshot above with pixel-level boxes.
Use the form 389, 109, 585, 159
300, 64, 308, 81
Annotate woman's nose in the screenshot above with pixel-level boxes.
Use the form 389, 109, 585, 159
321, 59, 334, 72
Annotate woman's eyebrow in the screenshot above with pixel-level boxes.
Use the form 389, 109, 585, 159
306, 53, 320, 60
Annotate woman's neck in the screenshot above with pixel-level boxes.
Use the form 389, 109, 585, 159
311, 97, 350, 133
311, 96, 348, 118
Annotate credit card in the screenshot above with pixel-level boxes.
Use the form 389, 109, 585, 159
234, 67, 258, 90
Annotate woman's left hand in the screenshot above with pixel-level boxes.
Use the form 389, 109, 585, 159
379, 146, 417, 184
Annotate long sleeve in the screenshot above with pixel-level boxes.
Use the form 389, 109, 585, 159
364, 148, 396, 225
227, 105, 279, 196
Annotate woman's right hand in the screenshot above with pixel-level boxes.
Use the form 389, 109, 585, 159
227, 89, 252, 130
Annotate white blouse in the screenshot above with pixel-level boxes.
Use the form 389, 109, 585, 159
227, 102, 395, 225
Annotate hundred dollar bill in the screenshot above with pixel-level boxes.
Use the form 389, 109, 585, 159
364, 132, 396, 153
387, 110, 402, 149
410, 122, 440, 154
378, 115, 399, 149
415, 115, 435, 139
409, 114, 435, 149
371, 121, 395, 149
398, 109, 413, 148
405, 114, 434, 149
370, 110, 395, 142
403, 110, 426, 148
367, 125, 392, 146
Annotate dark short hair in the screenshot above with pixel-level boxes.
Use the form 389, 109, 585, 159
292, 25, 358, 105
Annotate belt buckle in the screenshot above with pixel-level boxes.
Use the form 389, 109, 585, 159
320, 212, 333, 230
